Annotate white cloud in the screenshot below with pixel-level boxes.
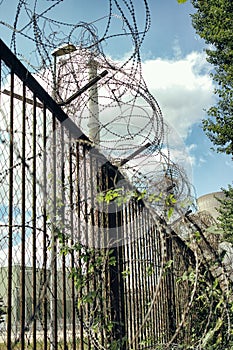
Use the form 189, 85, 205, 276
142, 52, 215, 139
187, 143, 197, 152
197, 156, 207, 167
185, 143, 197, 167
172, 37, 182, 60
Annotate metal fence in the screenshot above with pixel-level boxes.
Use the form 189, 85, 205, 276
0, 38, 197, 350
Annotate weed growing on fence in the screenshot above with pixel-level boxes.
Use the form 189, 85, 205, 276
53, 186, 233, 349
176, 267, 233, 349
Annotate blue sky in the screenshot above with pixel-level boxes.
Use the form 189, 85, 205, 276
0, 0, 232, 197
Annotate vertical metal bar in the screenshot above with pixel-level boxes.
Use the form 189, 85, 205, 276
102, 164, 110, 350
155, 222, 161, 341
82, 145, 91, 349
50, 113, 58, 350
60, 125, 67, 349
134, 203, 140, 346
32, 93, 37, 349
163, 229, 170, 343
150, 217, 157, 342
69, 134, 76, 350
20, 82, 26, 350
158, 226, 165, 342
157, 224, 162, 342
127, 201, 136, 348
96, 155, 105, 348
89, 149, 95, 248
7, 69, 14, 349
132, 202, 138, 348
116, 208, 126, 349
43, 105, 48, 350
165, 232, 176, 337
106, 165, 126, 348
83, 146, 89, 247
103, 163, 110, 347
157, 229, 165, 342
87, 148, 96, 347
123, 204, 131, 343
128, 201, 136, 347
160, 230, 168, 343
150, 217, 160, 342
135, 203, 143, 345
89, 149, 98, 350
148, 211, 154, 343
145, 209, 152, 343
75, 141, 83, 350
138, 205, 146, 343
141, 207, 148, 343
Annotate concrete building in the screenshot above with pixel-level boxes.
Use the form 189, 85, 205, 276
0, 265, 74, 336
197, 191, 225, 220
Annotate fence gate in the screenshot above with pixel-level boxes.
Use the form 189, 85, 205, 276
0, 38, 196, 350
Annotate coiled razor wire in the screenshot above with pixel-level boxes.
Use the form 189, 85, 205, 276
0, 1, 216, 349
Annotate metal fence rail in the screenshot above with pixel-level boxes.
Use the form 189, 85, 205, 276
0, 38, 196, 350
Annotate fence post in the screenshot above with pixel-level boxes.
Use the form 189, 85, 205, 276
165, 231, 177, 339
103, 163, 127, 349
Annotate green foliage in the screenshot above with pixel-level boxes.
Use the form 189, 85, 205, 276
176, 267, 195, 283
66, 245, 127, 347
191, 1, 233, 270
121, 269, 130, 279
146, 263, 155, 277
97, 187, 177, 220
97, 188, 123, 204
53, 176, 233, 349
97, 187, 138, 206
165, 193, 176, 219
177, 267, 233, 349
177, 0, 188, 3
191, 0, 233, 155
217, 184, 233, 243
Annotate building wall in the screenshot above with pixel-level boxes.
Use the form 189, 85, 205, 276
0, 265, 74, 331
197, 191, 225, 220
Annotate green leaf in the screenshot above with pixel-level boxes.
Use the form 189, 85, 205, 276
167, 207, 174, 220
164, 260, 173, 269
201, 318, 223, 347
109, 256, 117, 266
137, 189, 147, 200
122, 269, 130, 278
146, 264, 154, 276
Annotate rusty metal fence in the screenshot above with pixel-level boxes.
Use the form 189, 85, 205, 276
0, 38, 197, 350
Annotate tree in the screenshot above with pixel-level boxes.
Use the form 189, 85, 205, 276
190, 0, 233, 242
217, 185, 233, 243
191, 0, 233, 156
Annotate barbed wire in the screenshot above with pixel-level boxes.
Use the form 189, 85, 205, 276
1, 1, 231, 349
0, 0, 195, 209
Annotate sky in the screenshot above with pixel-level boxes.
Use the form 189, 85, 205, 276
0, 0, 232, 198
